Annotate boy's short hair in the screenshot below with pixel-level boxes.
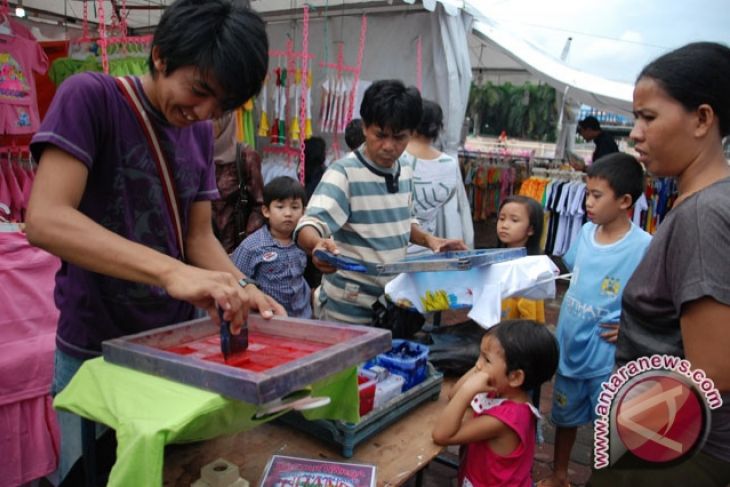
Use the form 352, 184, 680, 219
263, 176, 307, 207
344, 119, 365, 150
488, 320, 559, 391
360, 80, 422, 133
586, 153, 645, 207
150, 0, 269, 111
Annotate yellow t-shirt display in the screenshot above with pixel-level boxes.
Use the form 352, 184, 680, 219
501, 297, 545, 323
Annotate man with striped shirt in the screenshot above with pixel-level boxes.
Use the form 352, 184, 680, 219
295, 80, 466, 325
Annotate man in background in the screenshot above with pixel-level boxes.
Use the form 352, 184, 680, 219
577, 115, 619, 165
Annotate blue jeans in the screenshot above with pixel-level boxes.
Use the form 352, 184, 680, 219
49, 350, 107, 485
51, 348, 85, 395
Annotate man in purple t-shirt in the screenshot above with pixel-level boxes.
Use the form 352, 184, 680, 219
25, 1, 284, 481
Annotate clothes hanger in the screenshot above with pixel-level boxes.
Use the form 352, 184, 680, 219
0, 13, 13, 37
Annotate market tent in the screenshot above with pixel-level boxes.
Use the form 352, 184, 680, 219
263, 2, 471, 154
12, 0, 641, 152
13, 0, 473, 154
259, 0, 635, 153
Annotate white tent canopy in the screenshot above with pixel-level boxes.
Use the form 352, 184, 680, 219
471, 19, 634, 116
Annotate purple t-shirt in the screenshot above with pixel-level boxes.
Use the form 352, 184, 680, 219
31, 72, 218, 359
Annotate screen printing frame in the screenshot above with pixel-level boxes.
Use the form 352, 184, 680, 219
102, 315, 391, 405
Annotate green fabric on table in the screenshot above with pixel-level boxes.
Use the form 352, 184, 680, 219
54, 358, 358, 487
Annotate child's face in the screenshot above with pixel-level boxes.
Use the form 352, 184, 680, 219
497, 202, 533, 248
262, 197, 304, 241
362, 124, 411, 169
585, 177, 631, 226
475, 334, 511, 394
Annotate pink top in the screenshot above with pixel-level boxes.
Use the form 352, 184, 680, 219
0, 162, 36, 221
458, 396, 538, 487
0, 167, 10, 218
0, 33, 48, 134
0, 231, 61, 485
0, 231, 60, 405
0, 160, 24, 220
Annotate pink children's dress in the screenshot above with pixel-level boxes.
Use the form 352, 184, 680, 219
0, 32, 48, 134
458, 394, 541, 487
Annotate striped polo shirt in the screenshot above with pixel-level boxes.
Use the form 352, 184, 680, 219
295, 150, 417, 325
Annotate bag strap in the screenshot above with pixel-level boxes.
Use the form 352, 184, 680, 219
114, 76, 185, 261
234, 142, 248, 198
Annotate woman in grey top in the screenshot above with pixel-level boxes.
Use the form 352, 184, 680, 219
589, 42, 730, 487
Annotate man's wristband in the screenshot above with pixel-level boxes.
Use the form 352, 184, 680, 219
238, 277, 258, 289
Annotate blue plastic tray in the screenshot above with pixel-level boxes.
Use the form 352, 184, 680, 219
314, 250, 368, 272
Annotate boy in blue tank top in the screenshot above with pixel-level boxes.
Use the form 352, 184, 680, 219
539, 153, 652, 487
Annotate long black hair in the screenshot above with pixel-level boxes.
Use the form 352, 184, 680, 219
415, 99, 444, 141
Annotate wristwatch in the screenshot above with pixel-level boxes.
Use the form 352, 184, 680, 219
238, 277, 258, 289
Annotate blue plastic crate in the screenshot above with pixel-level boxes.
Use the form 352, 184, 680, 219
376, 339, 429, 391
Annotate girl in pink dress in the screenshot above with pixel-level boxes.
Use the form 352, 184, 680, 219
433, 320, 559, 487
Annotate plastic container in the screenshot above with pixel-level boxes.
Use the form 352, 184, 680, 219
373, 373, 405, 409
357, 369, 377, 416
376, 339, 429, 391
368, 365, 389, 382
277, 364, 443, 457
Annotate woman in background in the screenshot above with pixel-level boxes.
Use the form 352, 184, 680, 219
403, 99, 474, 255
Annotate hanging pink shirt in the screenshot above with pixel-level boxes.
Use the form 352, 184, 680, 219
11, 161, 29, 219
0, 231, 61, 485
0, 167, 10, 218
0, 160, 23, 220
0, 33, 48, 134
20, 164, 34, 213
458, 396, 539, 487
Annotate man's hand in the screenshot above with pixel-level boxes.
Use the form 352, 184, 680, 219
600, 323, 620, 343
311, 238, 339, 274
427, 235, 468, 253
229, 285, 287, 333
161, 264, 286, 332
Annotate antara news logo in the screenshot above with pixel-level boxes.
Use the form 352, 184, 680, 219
594, 354, 723, 468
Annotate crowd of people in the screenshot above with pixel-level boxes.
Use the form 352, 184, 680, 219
20, 0, 730, 484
